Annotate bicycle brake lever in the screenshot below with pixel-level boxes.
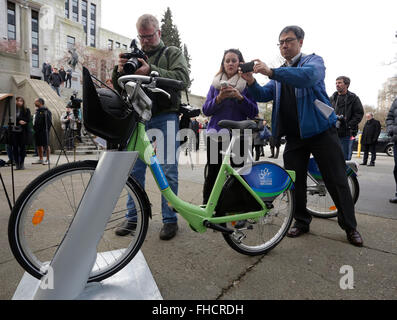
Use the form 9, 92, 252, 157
144, 85, 171, 100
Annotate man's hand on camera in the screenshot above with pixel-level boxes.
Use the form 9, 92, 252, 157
253, 59, 273, 77
134, 58, 151, 76
117, 57, 128, 73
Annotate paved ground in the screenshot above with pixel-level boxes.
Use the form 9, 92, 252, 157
0, 149, 396, 300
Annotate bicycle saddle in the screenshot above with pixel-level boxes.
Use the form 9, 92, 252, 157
218, 120, 257, 130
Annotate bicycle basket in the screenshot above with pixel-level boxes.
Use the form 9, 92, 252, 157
82, 67, 137, 145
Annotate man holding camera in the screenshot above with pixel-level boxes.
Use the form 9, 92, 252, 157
240, 25, 363, 247
32, 98, 52, 165
330, 76, 364, 160
112, 14, 189, 240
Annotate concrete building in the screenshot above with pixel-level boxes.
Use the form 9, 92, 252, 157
0, 0, 132, 152
0, 0, 132, 93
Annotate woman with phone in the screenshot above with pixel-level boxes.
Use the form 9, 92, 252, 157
202, 49, 258, 204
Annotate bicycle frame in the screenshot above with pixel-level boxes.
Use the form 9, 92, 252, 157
127, 122, 277, 234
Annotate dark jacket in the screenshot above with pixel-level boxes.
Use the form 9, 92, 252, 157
33, 107, 52, 132
361, 118, 381, 145
59, 69, 66, 82
330, 91, 364, 137
49, 73, 62, 87
112, 40, 189, 116
15, 107, 32, 145
386, 98, 397, 143
45, 64, 52, 77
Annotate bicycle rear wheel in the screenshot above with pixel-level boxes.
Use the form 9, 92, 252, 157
221, 189, 294, 256
8, 161, 151, 282
306, 174, 359, 218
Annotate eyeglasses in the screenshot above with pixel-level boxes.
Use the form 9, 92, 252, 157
277, 38, 297, 46
137, 30, 158, 41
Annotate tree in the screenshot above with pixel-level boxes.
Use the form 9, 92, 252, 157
183, 44, 193, 89
161, 7, 182, 49
160, 7, 193, 89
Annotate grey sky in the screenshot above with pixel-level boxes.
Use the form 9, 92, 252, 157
102, 0, 397, 107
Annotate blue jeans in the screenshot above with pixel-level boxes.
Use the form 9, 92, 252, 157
51, 85, 60, 96
126, 112, 179, 224
339, 136, 353, 161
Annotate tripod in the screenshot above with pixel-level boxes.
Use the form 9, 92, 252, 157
0, 95, 16, 210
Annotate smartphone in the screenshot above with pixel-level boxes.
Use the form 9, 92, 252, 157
220, 80, 229, 88
240, 61, 255, 73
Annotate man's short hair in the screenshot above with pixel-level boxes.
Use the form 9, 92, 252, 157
336, 76, 351, 88
37, 98, 45, 105
136, 14, 159, 30
279, 25, 305, 40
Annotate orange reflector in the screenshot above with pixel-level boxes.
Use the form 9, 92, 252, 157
32, 209, 45, 226
329, 206, 337, 211
231, 221, 236, 226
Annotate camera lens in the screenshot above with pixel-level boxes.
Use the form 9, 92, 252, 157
124, 58, 142, 75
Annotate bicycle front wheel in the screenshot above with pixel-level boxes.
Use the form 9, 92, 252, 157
8, 161, 150, 282
221, 189, 294, 256
306, 174, 359, 219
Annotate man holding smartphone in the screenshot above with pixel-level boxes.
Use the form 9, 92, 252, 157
240, 25, 363, 247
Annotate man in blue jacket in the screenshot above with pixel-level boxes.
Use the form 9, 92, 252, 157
241, 26, 363, 247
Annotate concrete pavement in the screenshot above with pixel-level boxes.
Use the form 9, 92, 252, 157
0, 149, 396, 300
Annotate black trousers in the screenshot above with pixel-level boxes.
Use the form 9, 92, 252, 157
203, 135, 248, 204
283, 128, 357, 232
362, 143, 377, 164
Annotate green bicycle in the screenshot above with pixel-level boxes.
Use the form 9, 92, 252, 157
8, 68, 295, 282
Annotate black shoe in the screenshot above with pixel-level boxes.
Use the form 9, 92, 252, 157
360, 162, 367, 165
115, 220, 137, 236
346, 229, 363, 247
389, 197, 397, 204
367, 163, 375, 167
269, 155, 274, 158
287, 226, 309, 238
159, 223, 178, 240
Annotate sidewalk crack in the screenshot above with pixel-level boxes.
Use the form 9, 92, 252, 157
215, 256, 264, 300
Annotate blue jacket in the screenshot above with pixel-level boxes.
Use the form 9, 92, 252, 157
247, 54, 337, 139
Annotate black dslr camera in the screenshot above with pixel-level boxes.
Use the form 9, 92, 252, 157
120, 39, 148, 75
68, 91, 82, 118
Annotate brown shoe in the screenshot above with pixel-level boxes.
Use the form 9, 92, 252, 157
346, 230, 363, 247
287, 226, 309, 238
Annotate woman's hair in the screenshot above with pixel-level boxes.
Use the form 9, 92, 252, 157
216, 48, 245, 76
16, 97, 26, 111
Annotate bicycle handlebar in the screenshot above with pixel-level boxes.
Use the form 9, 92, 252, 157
117, 74, 185, 91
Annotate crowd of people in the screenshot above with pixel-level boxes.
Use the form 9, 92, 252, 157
2, 14, 396, 248
42, 62, 73, 96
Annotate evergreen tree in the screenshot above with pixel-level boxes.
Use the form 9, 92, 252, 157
183, 44, 193, 89
161, 7, 182, 49
160, 7, 193, 89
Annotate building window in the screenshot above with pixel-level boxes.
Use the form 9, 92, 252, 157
108, 39, 113, 50
7, 1, 16, 40
67, 35, 75, 50
89, 3, 96, 47
122, 44, 128, 50
65, 0, 70, 18
31, 10, 39, 68
81, 0, 87, 44
72, 0, 79, 22
115, 42, 120, 49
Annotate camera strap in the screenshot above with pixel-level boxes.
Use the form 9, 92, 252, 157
154, 46, 169, 68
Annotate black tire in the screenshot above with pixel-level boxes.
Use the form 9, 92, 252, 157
307, 174, 359, 219
221, 188, 295, 256
385, 144, 394, 157
8, 161, 151, 282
